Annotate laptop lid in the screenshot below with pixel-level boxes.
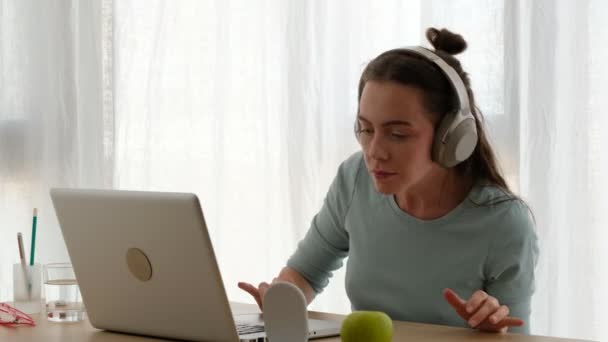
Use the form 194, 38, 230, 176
50, 188, 240, 341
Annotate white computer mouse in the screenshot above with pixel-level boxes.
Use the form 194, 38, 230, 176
262, 281, 309, 342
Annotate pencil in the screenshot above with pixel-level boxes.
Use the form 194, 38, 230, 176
17, 233, 32, 297
30, 208, 37, 266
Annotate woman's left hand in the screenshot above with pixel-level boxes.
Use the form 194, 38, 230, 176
443, 288, 524, 333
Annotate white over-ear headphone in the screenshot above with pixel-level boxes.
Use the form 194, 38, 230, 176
402, 46, 478, 168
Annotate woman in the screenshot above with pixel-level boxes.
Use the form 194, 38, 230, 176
239, 27, 538, 335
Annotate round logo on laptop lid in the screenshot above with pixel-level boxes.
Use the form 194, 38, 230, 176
126, 248, 153, 282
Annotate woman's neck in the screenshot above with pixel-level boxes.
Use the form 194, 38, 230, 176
394, 167, 473, 221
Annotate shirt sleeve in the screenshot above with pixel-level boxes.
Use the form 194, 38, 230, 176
484, 200, 539, 335
286, 152, 363, 294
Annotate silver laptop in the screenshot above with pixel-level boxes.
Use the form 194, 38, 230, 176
50, 188, 341, 341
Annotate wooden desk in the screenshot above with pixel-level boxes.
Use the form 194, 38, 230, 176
1, 302, 591, 341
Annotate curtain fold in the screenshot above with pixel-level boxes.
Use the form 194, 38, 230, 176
521, 1, 607, 340
112, 0, 418, 315
0, 0, 112, 301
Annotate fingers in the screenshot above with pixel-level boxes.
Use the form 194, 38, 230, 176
465, 290, 489, 314
468, 296, 499, 328
444, 289, 525, 333
478, 316, 524, 333
258, 282, 270, 299
495, 317, 524, 329
443, 288, 465, 306
488, 305, 509, 325
478, 324, 509, 333
237, 282, 258, 296
443, 288, 468, 319
238, 282, 263, 309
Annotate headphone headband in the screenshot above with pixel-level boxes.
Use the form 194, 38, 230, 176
401, 46, 478, 167
403, 46, 472, 118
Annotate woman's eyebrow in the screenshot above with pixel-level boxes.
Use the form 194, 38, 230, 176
357, 115, 412, 127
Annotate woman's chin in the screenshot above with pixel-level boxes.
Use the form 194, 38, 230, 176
372, 181, 398, 194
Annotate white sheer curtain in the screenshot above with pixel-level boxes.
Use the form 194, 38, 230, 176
0, 0, 113, 300
1, 1, 607, 341
420, 1, 608, 340
112, 0, 421, 315
422, 2, 608, 340
518, 1, 608, 340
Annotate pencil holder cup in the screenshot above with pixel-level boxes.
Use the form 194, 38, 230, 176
13, 263, 43, 314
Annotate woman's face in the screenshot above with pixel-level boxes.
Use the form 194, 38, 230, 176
357, 80, 438, 194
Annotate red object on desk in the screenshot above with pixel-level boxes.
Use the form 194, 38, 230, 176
0, 303, 36, 327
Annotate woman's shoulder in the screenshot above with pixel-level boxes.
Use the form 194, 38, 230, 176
335, 151, 366, 184
469, 184, 536, 239
340, 150, 365, 170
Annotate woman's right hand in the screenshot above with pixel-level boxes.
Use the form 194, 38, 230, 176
238, 280, 276, 310
238, 267, 316, 311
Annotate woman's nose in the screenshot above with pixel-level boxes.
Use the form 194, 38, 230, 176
367, 135, 389, 161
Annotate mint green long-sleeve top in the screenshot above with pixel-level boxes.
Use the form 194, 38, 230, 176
287, 152, 539, 334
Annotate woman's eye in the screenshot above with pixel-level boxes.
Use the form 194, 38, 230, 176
390, 132, 407, 139
359, 128, 373, 134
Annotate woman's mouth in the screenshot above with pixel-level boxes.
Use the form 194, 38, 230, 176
371, 170, 397, 180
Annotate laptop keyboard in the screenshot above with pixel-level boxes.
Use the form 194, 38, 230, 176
236, 323, 265, 335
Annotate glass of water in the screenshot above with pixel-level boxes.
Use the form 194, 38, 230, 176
44, 263, 85, 322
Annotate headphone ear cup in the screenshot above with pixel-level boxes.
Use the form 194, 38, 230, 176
433, 112, 478, 168
440, 118, 478, 168
432, 113, 456, 166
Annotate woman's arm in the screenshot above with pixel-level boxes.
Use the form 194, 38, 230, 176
276, 266, 316, 304
239, 152, 363, 310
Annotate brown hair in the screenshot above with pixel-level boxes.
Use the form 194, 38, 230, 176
357, 27, 513, 197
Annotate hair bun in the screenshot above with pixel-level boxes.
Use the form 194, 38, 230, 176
426, 27, 467, 55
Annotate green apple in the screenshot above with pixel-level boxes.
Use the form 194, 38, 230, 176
340, 311, 393, 342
